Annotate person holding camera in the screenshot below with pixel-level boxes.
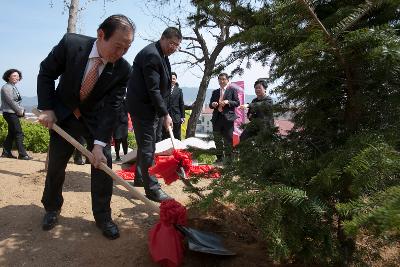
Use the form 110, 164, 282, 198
1, 69, 32, 160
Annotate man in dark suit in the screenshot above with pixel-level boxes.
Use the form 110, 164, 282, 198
163, 72, 185, 140
209, 73, 240, 163
127, 27, 182, 202
37, 14, 135, 240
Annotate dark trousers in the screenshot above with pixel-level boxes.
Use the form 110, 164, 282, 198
173, 122, 182, 140
161, 121, 182, 140
2, 112, 28, 156
155, 117, 164, 143
212, 115, 234, 160
41, 115, 113, 223
73, 136, 87, 162
114, 135, 128, 157
132, 116, 161, 193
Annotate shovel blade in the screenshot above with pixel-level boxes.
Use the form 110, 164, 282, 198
176, 225, 236, 256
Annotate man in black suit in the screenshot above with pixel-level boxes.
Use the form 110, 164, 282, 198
209, 73, 240, 163
163, 72, 185, 140
127, 27, 182, 202
37, 15, 135, 240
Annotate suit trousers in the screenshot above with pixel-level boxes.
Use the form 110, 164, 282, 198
155, 117, 164, 143
2, 112, 28, 156
161, 121, 182, 141
41, 114, 113, 223
212, 114, 234, 160
172, 122, 182, 140
132, 116, 161, 193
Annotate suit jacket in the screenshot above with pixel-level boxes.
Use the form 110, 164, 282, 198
247, 95, 274, 127
209, 84, 240, 123
167, 84, 184, 124
117, 99, 128, 125
37, 33, 131, 143
127, 41, 171, 120
113, 99, 129, 140
1, 83, 24, 115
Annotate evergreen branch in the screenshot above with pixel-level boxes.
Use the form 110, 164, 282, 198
333, 0, 387, 35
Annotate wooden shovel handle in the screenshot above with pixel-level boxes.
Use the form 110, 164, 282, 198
33, 108, 159, 213
168, 126, 176, 149
168, 126, 205, 198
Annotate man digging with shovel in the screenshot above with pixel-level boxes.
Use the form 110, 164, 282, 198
36, 14, 135, 240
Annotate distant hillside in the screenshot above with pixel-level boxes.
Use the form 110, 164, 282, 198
21, 96, 38, 112
21, 88, 269, 112
181, 86, 257, 105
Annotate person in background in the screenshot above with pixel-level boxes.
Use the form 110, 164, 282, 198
127, 27, 182, 202
36, 14, 135, 240
113, 97, 128, 161
1, 69, 32, 160
163, 72, 184, 140
73, 137, 88, 165
239, 79, 274, 142
209, 73, 240, 164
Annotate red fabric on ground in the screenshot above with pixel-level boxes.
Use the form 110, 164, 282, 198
149, 199, 187, 267
149, 150, 220, 184
116, 164, 136, 180
117, 150, 220, 183
188, 165, 221, 178
149, 154, 181, 185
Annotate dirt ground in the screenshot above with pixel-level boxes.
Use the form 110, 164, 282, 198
0, 152, 268, 267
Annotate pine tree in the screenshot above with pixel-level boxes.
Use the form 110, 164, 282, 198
193, 0, 400, 265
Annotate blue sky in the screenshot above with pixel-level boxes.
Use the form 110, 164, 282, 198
0, 0, 269, 97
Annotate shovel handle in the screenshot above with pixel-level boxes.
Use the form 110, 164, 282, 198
168, 126, 176, 149
33, 108, 159, 213
168, 126, 204, 198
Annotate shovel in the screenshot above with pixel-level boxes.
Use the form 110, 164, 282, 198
167, 127, 205, 199
33, 109, 235, 256
168, 127, 235, 255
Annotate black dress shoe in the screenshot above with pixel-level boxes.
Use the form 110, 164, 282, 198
132, 178, 144, 187
18, 155, 33, 160
146, 188, 172, 203
42, 211, 59, 231
1, 151, 16, 159
96, 220, 120, 240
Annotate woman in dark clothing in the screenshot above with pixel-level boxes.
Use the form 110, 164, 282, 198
240, 79, 274, 142
1, 69, 32, 160
113, 98, 129, 161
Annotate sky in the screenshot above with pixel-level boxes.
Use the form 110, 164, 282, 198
0, 0, 270, 97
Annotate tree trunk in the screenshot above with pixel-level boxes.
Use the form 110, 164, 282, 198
67, 0, 79, 33
186, 68, 213, 137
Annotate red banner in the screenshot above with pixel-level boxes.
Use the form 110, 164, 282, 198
231, 81, 245, 146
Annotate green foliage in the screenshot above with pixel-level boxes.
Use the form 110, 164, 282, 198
127, 131, 137, 149
337, 186, 400, 237
190, 0, 400, 264
204, 130, 400, 264
0, 116, 50, 153
21, 120, 50, 153
0, 115, 8, 141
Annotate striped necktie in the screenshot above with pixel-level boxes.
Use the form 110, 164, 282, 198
80, 57, 103, 101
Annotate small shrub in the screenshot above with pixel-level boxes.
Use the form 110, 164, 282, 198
0, 116, 50, 153
21, 119, 50, 153
127, 131, 137, 149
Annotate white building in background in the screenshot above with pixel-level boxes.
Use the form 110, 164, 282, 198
195, 107, 213, 135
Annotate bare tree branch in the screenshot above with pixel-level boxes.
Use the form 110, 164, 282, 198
178, 49, 204, 62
